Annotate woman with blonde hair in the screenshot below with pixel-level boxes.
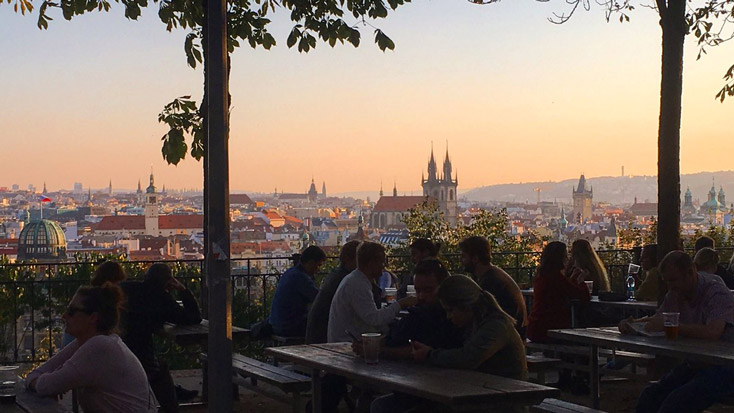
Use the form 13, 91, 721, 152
569, 239, 610, 294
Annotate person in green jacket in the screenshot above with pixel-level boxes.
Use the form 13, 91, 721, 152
371, 275, 528, 413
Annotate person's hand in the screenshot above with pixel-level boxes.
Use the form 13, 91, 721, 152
570, 267, 588, 284
618, 316, 635, 335
165, 278, 186, 293
398, 295, 417, 308
351, 340, 364, 357
411, 340, 432, 362
27, 377, 38, 392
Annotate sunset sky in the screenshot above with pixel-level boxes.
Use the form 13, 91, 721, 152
1, 0, 732, 195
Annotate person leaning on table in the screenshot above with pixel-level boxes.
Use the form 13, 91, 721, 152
27, 284, 156, 412
371, 275, 527, 413
619, 250, 734, 413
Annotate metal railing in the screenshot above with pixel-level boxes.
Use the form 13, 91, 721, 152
3, 247, 710, 366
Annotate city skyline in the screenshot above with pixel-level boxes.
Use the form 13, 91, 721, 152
2, 1, 733, 193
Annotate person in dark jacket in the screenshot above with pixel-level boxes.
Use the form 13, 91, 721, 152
306, 241, 359, 344
121, 263, 202, 413
269, 245, 326, 337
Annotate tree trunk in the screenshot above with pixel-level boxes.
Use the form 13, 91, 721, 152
656, 0, 686, 303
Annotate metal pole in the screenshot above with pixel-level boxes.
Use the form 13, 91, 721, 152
205, 0, 232, 407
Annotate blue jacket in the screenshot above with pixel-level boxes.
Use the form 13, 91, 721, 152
269, 264, 319, 336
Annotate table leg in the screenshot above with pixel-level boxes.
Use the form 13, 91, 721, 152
311, 369, 322, 412
590, 344, 599, 409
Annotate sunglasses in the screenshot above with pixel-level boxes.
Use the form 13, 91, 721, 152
66, 305, 92, 316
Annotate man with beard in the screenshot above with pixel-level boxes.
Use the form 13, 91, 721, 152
459, 236, 527, 339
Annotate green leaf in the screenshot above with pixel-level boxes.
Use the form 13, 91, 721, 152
374, 29, 394, 51
287, 27, 299, 48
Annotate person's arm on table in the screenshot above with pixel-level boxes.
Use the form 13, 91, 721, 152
414, 319, 510, 370
679, 319, 726, 340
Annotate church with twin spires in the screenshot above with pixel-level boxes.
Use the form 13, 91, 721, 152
370, 145, 458, 229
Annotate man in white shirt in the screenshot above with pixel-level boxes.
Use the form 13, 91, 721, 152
322, 241, 416, 413
328, 241, 416, 342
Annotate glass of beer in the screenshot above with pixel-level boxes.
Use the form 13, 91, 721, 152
361, 333, 382, 364
663, 312, 680, 340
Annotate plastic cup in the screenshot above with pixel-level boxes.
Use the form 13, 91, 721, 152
385, 288, 397, 303
663, 312, 680, 340
406, 285, 416, 298
584, 281, 594, 295
628, 264, 641, 275
361, 333, 382, 364
0, 366, 19, 404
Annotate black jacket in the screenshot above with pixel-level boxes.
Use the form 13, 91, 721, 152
120, 280, 202, 370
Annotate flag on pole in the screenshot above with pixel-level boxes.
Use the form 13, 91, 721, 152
39, 195, 52, 203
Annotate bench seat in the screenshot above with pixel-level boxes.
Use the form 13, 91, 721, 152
532, 398, 607, 412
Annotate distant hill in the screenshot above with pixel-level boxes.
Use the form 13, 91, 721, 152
461, 171, 734, 206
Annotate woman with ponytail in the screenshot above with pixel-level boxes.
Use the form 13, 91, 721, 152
411, 275, 527, 380
27, 284, 156, 412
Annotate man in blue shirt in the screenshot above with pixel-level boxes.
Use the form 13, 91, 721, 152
269, 245, 326, 337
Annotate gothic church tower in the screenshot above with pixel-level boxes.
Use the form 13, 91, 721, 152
422, 144, 458, 225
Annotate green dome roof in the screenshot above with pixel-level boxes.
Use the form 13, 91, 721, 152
17, 219, 67, 261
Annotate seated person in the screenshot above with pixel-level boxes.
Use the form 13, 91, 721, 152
527, 241, 590, 342
306, 241, 359, 344
269, 245, 326, 337
619, 251, 734, 413
459, 235, 528, 339
569, 239, 610, 294
355, 259, 464, 359
27, 285, 156, 412
397, 238, 441, 297
373, 275, 527, 412
636, 244, 661, 302
121, 263, 202, 413
325, 241, 416, 413
695, 236, 734, 289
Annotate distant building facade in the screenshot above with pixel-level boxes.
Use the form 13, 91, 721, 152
422, 146, 458, 225
572, 174, 593, 224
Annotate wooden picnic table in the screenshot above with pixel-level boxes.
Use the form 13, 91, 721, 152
162, 319, 250, 404
522, 289, 657, 327
162, 319, 250, 346
548, 327, 734, 409
266, 342, 559, 412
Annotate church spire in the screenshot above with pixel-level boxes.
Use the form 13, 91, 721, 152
427, 142, 438, 182
379, 181, 383, 197
442, 142, 452, 183
393, 181, 397, 197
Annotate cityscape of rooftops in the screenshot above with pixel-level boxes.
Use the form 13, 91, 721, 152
2, 0, 734, 263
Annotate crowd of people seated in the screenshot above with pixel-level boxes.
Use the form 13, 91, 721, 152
25, 233, 734, 412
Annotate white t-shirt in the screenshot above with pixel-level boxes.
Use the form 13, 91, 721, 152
27, 334, 156, 412
327, 269, 402, 342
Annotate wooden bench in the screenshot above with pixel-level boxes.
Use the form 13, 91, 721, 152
526, 341, 653, 379
526, 353, 562, 384
532, 398, 607, 412
202, 353, 311, 412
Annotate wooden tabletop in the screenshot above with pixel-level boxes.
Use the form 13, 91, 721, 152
548, 327, 734, 367
13, 382, 72, 413
266, 343, 559, 409
162, 319, 250, 346
587, 297, 657, 311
